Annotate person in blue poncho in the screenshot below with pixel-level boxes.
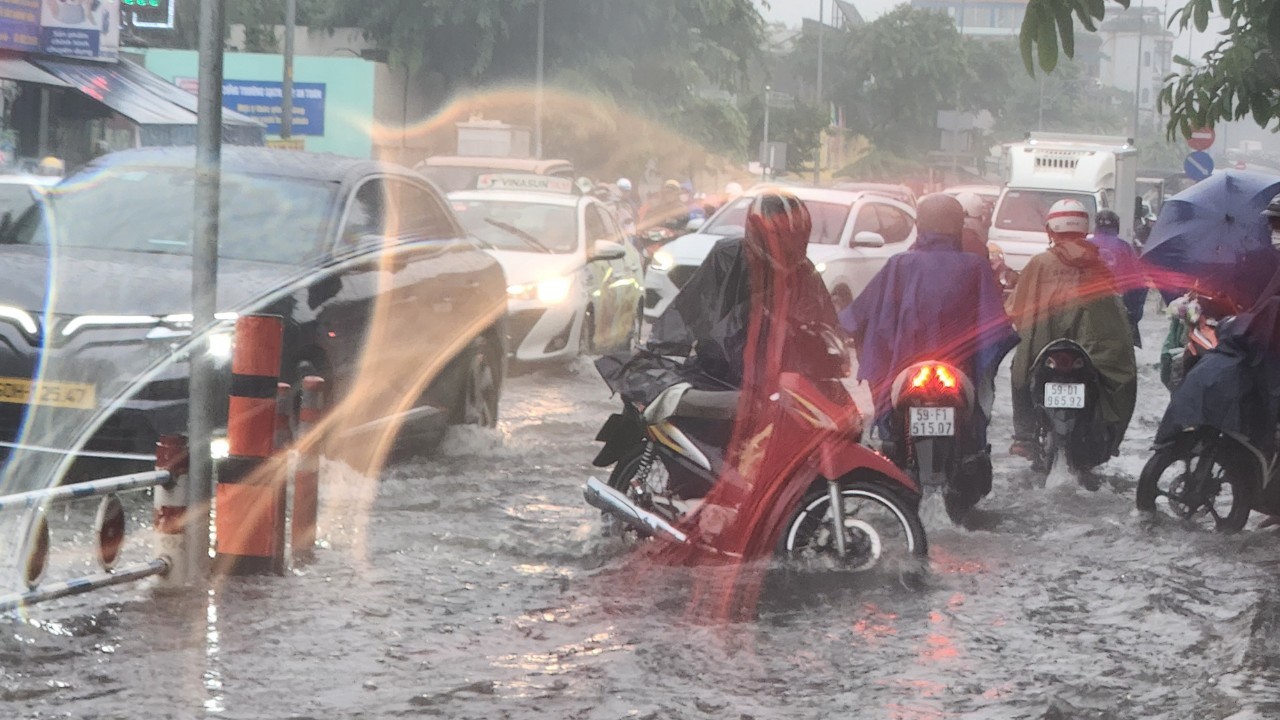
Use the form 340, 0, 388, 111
1088, 209, 1147, 347
840, 193, 1018, 467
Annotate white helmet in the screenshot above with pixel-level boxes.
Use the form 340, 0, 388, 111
953, 191, 985, 220
1045, 198, 1090, 236
724, 181, 744, 200
616, 177, 632, 192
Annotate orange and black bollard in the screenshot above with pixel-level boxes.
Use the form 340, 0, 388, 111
215, 314, 284, 575
153, 434, 191, 587
291, 376, 324, 564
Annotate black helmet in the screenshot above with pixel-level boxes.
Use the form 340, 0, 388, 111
916, 193, 965, 238
1095, 209, 1121, 232
1262, 194, 1280, 218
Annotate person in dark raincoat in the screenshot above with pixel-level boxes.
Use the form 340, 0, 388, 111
1088, 209, 1147, 347
840, 193, 1018, 465
1008, 199, 1137, 460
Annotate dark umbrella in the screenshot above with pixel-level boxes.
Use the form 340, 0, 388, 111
1142, 170, 1280, 301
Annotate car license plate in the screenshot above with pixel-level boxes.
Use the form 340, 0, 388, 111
0, 377, 96, 410
909, 407, 954, 437
1044, 382, 1085, 409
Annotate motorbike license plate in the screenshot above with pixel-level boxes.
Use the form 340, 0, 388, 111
1044, 382, 1085, 409
0, 377, 96, 410
909, 407, 954, 437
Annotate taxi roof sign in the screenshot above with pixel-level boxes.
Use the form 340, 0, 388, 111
476, 173, 575, 193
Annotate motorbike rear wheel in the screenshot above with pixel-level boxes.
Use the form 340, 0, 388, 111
1136, 432, 1255, 532
777, 479, 927, 573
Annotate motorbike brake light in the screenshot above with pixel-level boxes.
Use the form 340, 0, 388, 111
909, 364, 959, 393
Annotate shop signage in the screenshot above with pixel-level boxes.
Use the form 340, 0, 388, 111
122, 0, 173, 29
177, 77, 326, 137
0, 0, 119, 61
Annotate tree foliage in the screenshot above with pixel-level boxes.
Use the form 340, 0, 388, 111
1020, 0, 1280, 136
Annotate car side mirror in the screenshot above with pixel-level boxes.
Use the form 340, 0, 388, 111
853, 231, 885, 248
685, 217, 705, 232
590, 239, 626, 262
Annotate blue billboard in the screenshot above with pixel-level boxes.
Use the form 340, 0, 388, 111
222, 80, 326, 137
0, 0, 41, 52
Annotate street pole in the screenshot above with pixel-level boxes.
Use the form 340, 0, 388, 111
762, 85, 771, 182
534, 0, 545, 159
1131, 3, 1145, 140
281, 0, 295, 139
190, 0, 226, 580
813, 0, 824, 186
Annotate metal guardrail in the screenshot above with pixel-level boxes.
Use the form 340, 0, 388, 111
0, 436, 190, 613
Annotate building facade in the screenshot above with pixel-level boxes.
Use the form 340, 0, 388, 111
1097, 6, 1175, 131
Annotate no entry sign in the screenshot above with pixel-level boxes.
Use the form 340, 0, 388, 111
1187, 127, 1215, 151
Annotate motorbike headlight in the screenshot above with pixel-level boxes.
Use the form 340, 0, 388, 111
0, 305, 37, 335
651, 250, 675, 273
813, 262, 827, 274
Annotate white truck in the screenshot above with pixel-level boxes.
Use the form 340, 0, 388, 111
988, 132, 1138, 270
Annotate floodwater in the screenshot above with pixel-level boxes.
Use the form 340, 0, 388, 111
3, 302, 1280, 720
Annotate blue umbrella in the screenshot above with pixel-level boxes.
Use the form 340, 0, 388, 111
1142, 170, 1280, 301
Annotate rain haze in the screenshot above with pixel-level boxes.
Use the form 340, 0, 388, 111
0, 0, 1277, 718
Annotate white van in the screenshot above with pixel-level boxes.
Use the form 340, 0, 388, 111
989, 133, 1137, 270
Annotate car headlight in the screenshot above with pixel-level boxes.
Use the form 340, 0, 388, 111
813, 262, 827, 274
509, 276, 573, 305
651, 250, 675, 273
208, 330, 234, 361
0, 305, 37, 335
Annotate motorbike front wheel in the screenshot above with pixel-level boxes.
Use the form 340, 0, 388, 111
1136, 433, 1255, 532
777, 479, 927, 573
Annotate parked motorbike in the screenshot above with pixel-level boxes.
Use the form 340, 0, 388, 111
885, 361, 987, 523
584, 362, 928, 574
1162, 289, 1241, 391
1029, 339, 1110, 483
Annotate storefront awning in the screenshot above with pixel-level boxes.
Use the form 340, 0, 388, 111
30, 57, 261, 128
0, 57, 70, 88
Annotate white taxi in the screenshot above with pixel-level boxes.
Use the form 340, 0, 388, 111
451, 176, 645, 364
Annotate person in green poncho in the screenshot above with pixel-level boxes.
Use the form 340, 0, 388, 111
1007, 198, 1138, 462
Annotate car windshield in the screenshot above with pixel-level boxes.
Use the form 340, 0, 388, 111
994, 190, 1098, 233
6, 167, 335, 264
452, 198, 578, 253
701, 197, 850, 245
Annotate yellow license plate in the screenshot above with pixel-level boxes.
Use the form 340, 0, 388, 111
0, 377, 96, 410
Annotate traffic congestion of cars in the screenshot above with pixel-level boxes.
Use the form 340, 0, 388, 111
0, 145, 1088, 477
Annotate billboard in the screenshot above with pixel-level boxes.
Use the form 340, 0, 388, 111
176, 77, 327, 137
39, 0, 119, 61
0, 0, 42, 52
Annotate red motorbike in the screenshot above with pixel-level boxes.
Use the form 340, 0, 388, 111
584, 359, 928, 574
1164, 289, 1241, 391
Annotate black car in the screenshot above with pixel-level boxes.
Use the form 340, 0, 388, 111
0, 147, 507, 472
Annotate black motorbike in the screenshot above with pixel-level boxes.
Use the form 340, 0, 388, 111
885, 361, 989, 524
1029, 339, 1110, 483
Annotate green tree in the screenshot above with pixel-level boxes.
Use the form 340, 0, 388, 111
741, 95, 828, 172
1018, 0, 1280, 136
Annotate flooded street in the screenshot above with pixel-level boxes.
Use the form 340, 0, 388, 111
4, 306, 1280, 720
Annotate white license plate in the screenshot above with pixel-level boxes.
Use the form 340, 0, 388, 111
1044, 382, 1086, 409
909, 407, 954, 437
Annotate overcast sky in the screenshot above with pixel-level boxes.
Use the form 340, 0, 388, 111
758, 0, 1225, 56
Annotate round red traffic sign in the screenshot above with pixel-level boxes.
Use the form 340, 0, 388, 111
1188, 127, 1216, 151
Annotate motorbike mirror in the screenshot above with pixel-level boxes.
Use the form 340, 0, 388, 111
590, 239, 626, 262
853, 231, 885, 248
685, 217, 705, 232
